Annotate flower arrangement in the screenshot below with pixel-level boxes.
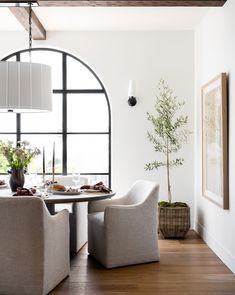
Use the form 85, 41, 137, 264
0, 140, 40, 170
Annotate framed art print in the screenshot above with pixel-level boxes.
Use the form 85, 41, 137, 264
202, 73, 228, 209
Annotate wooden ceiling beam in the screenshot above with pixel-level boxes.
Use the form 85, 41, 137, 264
0, 0, 227, 7
9, 7, 46, 40
37, 0, 227, 6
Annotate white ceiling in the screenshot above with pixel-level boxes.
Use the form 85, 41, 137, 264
0, 8, 25, 30
0, 7, 210, 31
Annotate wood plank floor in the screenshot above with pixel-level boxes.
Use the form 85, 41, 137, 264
51, 231, 235, 295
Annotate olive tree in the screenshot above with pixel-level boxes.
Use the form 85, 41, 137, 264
145, 79, 190, 203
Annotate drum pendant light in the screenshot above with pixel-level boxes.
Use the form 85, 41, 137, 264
0, 1, 52, 113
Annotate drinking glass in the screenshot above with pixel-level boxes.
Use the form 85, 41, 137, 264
27, 172, 38, 188
90, 175, 97, 186
72, 173, 80, 188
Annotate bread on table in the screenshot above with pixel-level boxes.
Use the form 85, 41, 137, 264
49, 184, 66, 192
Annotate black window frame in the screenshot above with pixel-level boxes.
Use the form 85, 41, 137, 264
1, 48, 111, 187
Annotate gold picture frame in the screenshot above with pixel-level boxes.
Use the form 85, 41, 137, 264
202, 73, 228, 209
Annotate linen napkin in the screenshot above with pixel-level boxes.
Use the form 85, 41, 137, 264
80, 181, 112, 193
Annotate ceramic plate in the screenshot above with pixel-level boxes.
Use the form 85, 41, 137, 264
34, 193, 42, 197
0, 184, 8, 189
48, 189, 83, 195
12, 192, 41, 197
83, 189, 101, 193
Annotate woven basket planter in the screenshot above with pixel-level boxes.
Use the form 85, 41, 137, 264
158, 206, 190, 238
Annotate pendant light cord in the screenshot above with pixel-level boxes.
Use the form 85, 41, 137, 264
29, 1, 32, 62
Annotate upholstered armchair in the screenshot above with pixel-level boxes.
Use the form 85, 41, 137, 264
0, 197, 69, 295
54, 175, 88, 253
88, 180, 160, 268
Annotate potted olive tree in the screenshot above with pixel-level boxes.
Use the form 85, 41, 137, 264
145, 79, 190, 238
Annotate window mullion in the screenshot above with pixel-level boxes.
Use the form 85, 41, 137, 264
62, 53, 67, 175
16, 53, 21, 145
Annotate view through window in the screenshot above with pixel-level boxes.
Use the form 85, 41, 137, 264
0, 48, 111, 187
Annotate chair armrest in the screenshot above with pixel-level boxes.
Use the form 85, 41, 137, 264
44, 209, 70, 274
50, 208, 69, 224
88, 195, 127, 213
45, 209, 70, 244
104, 202, 157, 233
104, 203, 143, 227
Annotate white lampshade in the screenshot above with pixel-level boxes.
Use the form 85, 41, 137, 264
128, 80, 135, 97
0, 61, 52, 113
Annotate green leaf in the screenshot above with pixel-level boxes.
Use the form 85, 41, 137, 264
145, 161, 166, 171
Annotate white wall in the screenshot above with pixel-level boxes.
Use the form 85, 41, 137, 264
195, 0, 235, 273
0, 31, 194, 215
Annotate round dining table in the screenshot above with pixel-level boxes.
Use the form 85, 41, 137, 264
0, 188, 115, 214
44, 190, 115, 214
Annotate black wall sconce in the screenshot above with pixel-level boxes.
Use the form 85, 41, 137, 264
128, 80, 137, 107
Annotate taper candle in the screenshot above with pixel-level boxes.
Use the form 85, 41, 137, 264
52, 142, 55, 183
42, 146, 45, 174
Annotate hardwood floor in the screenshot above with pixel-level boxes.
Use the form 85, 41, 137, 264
51, 231, 235, 295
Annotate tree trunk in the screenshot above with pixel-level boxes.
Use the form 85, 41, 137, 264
166, 139, 172, 203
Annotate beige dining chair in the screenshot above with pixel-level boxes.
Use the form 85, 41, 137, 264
88, 180, 160, 268
0, 196, 69, 295
54, 175, 88, 253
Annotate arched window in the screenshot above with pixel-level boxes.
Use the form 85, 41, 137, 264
1, 48, 111, 186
